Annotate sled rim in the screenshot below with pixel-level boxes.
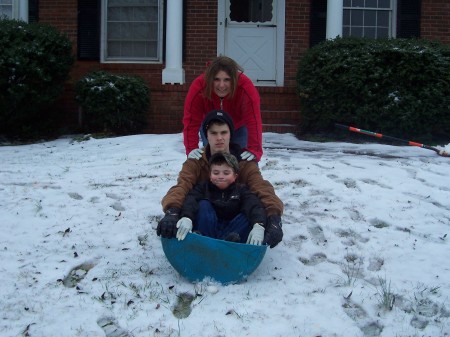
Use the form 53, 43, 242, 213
161, 233, 267, 284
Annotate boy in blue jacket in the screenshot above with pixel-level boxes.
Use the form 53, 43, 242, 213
175, 152, 266, 245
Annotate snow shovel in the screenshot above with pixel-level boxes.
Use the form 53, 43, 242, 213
161, 233, 267, 284
335, 123, 449, 157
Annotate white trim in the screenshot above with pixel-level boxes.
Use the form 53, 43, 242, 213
391, 0, 397, 38
275, 0, 285, 86
100, 0, 106, 62
162, 0, 185, 84
326, 0, 343, 39
217, 0, 225, 54
19, 0, 28, 21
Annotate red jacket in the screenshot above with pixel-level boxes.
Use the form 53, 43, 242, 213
183, 72, 263, 161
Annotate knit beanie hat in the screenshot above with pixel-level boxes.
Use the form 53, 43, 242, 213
202, 110, 234, 138
209, 152, 240, 173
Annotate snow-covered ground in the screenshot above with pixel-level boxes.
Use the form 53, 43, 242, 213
1, 133, 449, 337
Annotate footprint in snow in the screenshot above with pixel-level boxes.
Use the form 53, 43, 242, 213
361, 178, 392, 190
62, 262, 95, 288
111, 202, 125, 211
68, 192, 83, 200
367, 257, 384, 272
336, 228, 369, 246
307, 225, 327, 245
172, 292, 195, 319
341, 178, 359, 190
97, 317, 132, 337
342, 300, 383, 337
299, 252, 327, 266
395, 294, 450, 330
106, 193, 123, 200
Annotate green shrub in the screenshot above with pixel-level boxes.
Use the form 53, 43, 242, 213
75, 71, 149, 134
296, 37, 450, 141
0, 19, 74, 139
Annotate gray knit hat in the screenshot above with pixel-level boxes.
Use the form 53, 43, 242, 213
209, 152, 239, 173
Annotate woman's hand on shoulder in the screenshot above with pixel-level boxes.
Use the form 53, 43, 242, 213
188, 148, 204, 160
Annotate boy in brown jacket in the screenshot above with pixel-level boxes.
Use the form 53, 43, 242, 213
157, 110, 283, 248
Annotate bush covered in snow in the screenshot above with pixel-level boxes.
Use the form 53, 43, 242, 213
297, 37, 450, 142
75, 71, 149, 135
0, 19, 73, 139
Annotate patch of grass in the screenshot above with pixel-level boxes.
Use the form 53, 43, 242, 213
339, 253, 364, 287
370, 218, 390, 229
375, 276, 395, 311
34, 199, 43, 214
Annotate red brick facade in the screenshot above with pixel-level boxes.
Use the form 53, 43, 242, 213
40, 1, 449, 135
421, 0, 450, 45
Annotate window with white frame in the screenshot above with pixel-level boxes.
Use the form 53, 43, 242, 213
0, 0, 13, 18
343, 0, 396, 39
102, 0, 163, 63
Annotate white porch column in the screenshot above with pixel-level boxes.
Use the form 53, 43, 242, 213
326, 0, 343, 39
18, 0, 28, 21
162, 0, 185, 84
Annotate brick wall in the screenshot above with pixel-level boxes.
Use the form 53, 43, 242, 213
421, 0, 450, 45
284, 1, 310, 87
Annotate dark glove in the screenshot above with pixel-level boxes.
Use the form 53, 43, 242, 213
157, 208, 180, 238
263, 215, 283, 248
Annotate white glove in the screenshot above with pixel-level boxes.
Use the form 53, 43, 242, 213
246, 224, 265, 245
176, 217, 193, 240
240, 150, 256, 161
188, 148, 204, 160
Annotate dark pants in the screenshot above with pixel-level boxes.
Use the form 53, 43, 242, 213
194, 200, 251, 243
200, 125, 248, 149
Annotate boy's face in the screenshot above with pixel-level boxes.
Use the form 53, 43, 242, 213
210, 163, 237, 190
207, 123, 230, 154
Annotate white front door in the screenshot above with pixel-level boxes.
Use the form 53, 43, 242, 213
218, 0, 285, 86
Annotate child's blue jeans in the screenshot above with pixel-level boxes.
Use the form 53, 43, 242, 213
194, 200, 251, 243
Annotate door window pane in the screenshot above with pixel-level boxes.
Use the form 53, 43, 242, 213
230, 0, 273, 23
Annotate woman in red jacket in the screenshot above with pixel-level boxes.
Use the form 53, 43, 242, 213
183, 56, 263, 161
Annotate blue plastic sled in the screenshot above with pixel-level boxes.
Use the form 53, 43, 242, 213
161, 233, 267, 284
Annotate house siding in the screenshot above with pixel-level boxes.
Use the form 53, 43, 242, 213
37, 0, 448, 135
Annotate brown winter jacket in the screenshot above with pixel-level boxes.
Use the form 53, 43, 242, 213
161, 145, 283, 217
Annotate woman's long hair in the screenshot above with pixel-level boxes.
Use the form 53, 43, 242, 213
204, 56, 243, 100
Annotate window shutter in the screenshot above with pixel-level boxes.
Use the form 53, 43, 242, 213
397, 0, 421, 38
77, 0, 100, 60
28, 0, 39, 23
310, 0, 327, 47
